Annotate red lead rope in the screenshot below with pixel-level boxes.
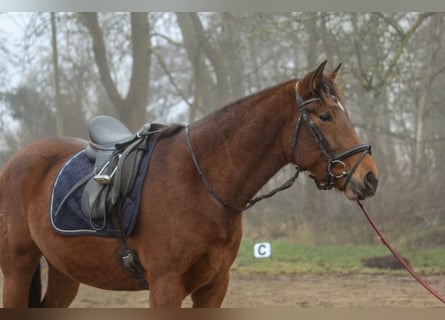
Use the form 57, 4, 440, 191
356, 200, 445, 305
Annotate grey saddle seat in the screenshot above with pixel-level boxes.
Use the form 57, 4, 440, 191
85, 115, 136, 161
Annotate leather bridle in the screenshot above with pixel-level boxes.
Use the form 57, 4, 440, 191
292, 83, 371, 190
185, 82, 372, 211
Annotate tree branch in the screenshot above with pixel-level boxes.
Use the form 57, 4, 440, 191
376, 13, 437, 91
126, 13, 150, 107
80, 12, 122, 108
152, 48, 194, 109
375, 13, 405, 38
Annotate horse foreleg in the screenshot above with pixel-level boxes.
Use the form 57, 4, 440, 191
2, 269, 38, 307
149, 274, 185, 308
191, 272, 229, 308
41, 261, 80, 307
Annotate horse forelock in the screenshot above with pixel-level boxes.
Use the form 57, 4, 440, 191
317, 76, 344, 110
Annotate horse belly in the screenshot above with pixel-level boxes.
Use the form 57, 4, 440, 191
36, 233, 144, 291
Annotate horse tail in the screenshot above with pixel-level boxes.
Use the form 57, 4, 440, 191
28, 263, 42, 307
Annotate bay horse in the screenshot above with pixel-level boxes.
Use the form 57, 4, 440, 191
0, 61, 378, 308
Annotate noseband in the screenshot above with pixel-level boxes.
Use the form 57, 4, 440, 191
291, 84, 371, 190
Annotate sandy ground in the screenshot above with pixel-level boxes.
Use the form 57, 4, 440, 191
1, 270, 444, 308
61, 273, 445, 308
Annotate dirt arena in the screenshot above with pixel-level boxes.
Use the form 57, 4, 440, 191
1, 270, 444, 307
2, 272, 441, 308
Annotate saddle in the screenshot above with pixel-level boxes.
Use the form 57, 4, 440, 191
80, 115, 165, 226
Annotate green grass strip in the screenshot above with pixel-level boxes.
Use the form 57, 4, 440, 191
231, 239, 445, 276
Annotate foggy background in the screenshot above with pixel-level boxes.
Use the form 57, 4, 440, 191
0, 12, 444, 247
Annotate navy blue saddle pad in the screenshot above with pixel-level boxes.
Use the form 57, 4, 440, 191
50, 137, 159, 237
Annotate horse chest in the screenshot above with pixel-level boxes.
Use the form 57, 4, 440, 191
183, 243, 238, 292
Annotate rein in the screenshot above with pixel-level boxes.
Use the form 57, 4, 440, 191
357, 200, 445, 304
185, 125, 302, 211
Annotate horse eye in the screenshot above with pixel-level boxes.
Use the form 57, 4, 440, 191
319, 113, 332, 122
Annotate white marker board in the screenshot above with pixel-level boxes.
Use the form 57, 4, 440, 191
253, 242, 271, 258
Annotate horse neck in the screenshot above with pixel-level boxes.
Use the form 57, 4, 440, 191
189, 81, 296, 209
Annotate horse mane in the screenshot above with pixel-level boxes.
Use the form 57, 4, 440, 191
202, 79, 297, 125
181, 74, 344, 134
151, 82, 292, 139
215, 75, 344, 118
159, 124, 185, 139
226, 79, 297, 108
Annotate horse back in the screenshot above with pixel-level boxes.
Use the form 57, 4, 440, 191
1, 137, 86, 182
0, 137, 86, 216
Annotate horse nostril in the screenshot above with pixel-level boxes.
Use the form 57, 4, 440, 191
364, 171, 378, 191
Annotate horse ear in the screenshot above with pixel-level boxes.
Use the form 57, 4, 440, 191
330, 63, 342, 81
309, 60, 327, 90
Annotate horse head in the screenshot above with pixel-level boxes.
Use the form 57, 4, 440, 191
290, 61, 378, 200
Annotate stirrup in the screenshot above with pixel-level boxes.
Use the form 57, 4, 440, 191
94, 155, 121, 185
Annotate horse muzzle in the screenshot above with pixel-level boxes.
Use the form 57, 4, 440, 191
344, 170, 378, 200
337, 145, 378, 200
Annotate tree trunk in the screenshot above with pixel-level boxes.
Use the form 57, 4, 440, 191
121, 12, 151, 129
80, 12, 151, 130
220, 13, 245, 102
176, 13, 245, 119
415, 16, 441, 177
176, 12, 216, 121
50, 13, 63, 136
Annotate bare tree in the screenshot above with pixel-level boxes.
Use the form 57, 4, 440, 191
80, 12, 151, 130
50, 12, 63, 136
175, 13, 246, 121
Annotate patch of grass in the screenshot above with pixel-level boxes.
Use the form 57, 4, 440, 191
231, 239, 445, 277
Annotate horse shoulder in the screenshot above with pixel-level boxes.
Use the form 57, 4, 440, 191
135, 132, 242, 283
